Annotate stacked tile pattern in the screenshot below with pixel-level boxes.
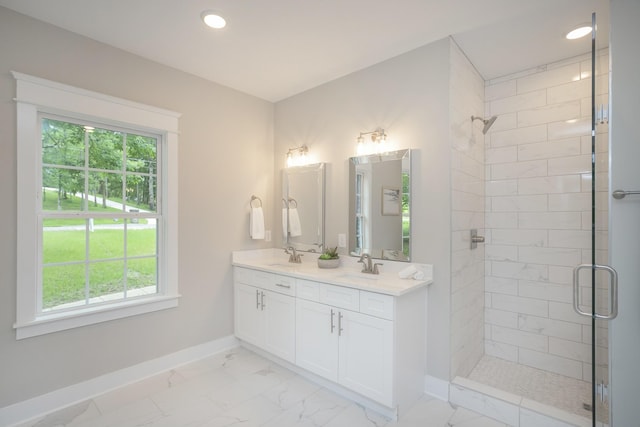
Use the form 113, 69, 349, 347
449, 41, 486, 379
483, 51, 610, 384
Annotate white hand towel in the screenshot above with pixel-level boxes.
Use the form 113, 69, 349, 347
398, 265, 425, 280
398, 265, 418, 279
250, 207, 265, 239
282, 208, 288, 236
288, 207, 302, 237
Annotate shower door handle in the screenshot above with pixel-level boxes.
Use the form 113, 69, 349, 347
572, 264, 619, 320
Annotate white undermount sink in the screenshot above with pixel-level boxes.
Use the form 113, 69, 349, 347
266, 262, 298, 268
337, 272, 379, 281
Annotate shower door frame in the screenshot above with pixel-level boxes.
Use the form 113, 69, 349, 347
572, 11, 616, 427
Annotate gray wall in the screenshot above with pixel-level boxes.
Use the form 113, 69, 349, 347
0, 7, 274, 407
274, 39, 453, 381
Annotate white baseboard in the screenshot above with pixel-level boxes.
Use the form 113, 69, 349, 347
424, 374, 450, 401
0, 335, 239, 427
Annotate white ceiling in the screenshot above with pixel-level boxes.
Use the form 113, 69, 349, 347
0, 0, 609, 102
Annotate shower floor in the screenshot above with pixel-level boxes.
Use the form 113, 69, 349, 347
467, 356, 593, 419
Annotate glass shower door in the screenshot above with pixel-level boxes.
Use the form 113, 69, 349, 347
573, 11, 616, 427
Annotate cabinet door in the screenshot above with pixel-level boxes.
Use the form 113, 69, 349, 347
234, 283, 264, 347
338, 310, 394, 406
295, 299, 339, 382
263, 290, 296, 363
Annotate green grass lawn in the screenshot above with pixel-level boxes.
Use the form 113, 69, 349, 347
42, 228, 156, 309
42, 189, 148, 226
402, 215, 410, 256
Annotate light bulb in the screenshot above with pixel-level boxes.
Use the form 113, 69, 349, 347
202, 11, 226, 29
566, 25, 592, 40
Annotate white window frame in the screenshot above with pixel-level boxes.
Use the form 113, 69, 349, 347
355, 167, 372, 251
13, 71, 181, 339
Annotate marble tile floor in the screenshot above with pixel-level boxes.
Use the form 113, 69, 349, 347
17, 346, 509, 427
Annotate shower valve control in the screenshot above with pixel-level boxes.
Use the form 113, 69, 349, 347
470, 229, 485, 250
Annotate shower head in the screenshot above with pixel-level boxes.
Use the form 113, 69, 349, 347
471, 115, 498, 134
482, 116, 497, 134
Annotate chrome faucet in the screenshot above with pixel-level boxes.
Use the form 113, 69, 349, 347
358, 253, 382, 274
285, 246, 303, 263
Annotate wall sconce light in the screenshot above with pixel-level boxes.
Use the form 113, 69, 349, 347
356, 128, 388, 155
286, 145, 309, 167
357, 127, 387, 144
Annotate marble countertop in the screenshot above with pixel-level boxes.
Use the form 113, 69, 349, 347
232, 249, 433, 296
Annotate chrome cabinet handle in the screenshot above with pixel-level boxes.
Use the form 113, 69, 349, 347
572, 264, 618, 320
330, 309, 335, 333
338, 312, 343, 336
260, 291, 265, 310
256, 289, 260, 309
275, 283, 291, 289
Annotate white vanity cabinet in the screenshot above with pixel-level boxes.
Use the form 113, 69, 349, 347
234, 282, 265, 346
339, 307, 394, 404
232, 262, 427, 418
234, 268, 296, 363
295, 281, 394, 406
295, 299, 338, 380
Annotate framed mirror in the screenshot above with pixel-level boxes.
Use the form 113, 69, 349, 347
282, 163, 325, 252
349, 149, 410, 261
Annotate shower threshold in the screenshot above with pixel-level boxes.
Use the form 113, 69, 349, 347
450, 356, 603, 427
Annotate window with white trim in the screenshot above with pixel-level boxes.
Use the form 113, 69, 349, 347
14, 72, 181, 339
40, 115, 161, 310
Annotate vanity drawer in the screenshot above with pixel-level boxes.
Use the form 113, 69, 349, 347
269, 274, 296, 296
253, 270, 296, 296
296, 279, 321, 302
320, 283, 360, 311
360, 291, 394, 320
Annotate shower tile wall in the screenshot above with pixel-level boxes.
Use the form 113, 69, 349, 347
483, 51, 609, 382
449, 40, 486, 379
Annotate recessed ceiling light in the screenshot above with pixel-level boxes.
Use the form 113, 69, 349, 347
566, 25, 592, 40
201, 11, 226, 29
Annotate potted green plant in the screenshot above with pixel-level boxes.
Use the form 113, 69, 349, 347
318, 246, 340, 269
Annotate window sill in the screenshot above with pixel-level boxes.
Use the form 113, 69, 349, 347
14, 294, 180, 340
